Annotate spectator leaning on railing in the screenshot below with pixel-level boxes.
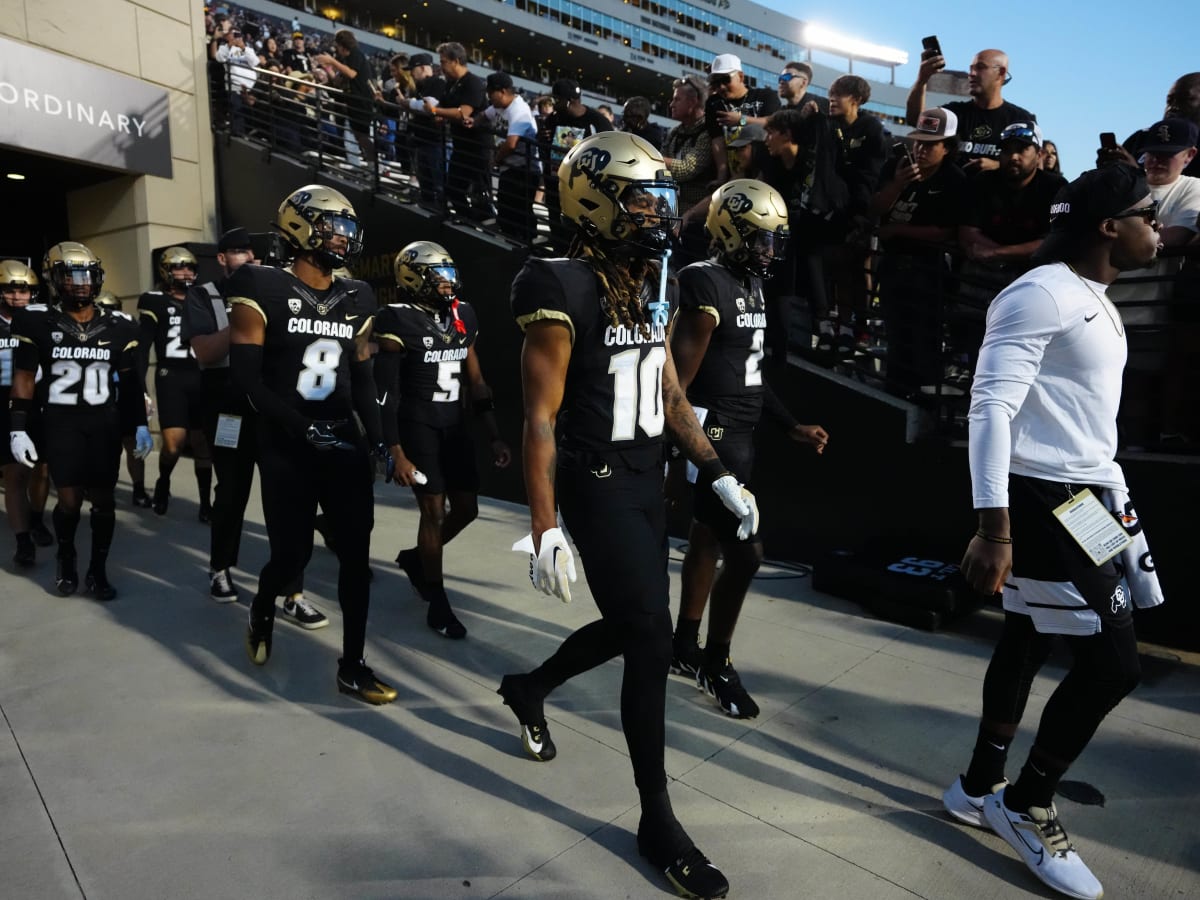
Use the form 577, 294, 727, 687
216, 27, 259, 137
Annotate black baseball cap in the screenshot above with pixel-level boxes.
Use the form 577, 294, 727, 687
1140, 117, 1199, 154
1034, 164, 1150, 262
217, 227, 253, 252
487, 72, 514, 92
406, 53, 433, 69
552, 78, 581, 101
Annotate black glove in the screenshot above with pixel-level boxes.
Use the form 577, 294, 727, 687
305, 420, 354, 451
374, 442, 396, 482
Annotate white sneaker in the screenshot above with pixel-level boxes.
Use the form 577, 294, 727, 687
942, 775, 1007, 828
983, 789, 1104, 900
280, 594, 329, 630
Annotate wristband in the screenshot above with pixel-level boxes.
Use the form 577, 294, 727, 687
697, 456, 729, 486
974, 530, 1012, 545
9, 396, 31, 432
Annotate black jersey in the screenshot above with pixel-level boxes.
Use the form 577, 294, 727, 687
511, 257, 674, 469
677, 261, 767, 429
0, 313, 18, 398
225, 265, 376, 425
374, 297, 479, 428
137, 291, 197, 371
12, 304, 139, 414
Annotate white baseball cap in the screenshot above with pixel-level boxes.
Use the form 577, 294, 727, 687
711, 54, 742, 75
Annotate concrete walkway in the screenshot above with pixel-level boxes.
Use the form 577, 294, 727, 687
1, 457, 1196, 899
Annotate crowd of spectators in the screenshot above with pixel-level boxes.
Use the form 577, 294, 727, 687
205, 6, 1200, 449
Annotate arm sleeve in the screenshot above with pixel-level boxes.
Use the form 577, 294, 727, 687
116, 353, 149, 433
373, 347, 402, 447
229, 342, 311, 438
761, 382, 799, 432
967, 282, 1060, 508
351, 356, 383, 446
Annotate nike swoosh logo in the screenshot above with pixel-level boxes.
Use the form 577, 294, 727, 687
345, 314, 360, 321
525, 729, 543, 753
377, 391, 388, 406
1084, 313, 1099, 322
97, 340, 111, 346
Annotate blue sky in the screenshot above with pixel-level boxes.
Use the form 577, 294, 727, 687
760, 1, 1195, 179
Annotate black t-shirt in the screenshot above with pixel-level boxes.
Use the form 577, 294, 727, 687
786, 94, 830, 116
964, 168, 1067, 245
442, 71, 487, 144
373, 298, 479, 427
676, 261, 767, 428
510, 257, 674, 469
281, 48, 310, 74
878, 158, 967, 255
542, 107, 614, 172
835, 114, 888, 214
341, 47, 374, 102
705, 88, 780, 138
945, 99, 1037, 166
409, 75, 446, 141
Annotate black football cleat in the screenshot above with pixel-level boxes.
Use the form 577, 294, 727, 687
131, 487, 152, 509
152, 478, 170, 516
85, 570, 118, 602
55, 556, 79, 595
13, 535, 36, 569
337, 659, 398, 705
497, 674, 556, 762
245, 612, 274, 666
427, 600, 467, 639
30, 520, 55, 547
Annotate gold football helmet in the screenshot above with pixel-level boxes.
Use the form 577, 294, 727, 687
559, 131, 679, 254
395, 241, 459, 300
158, 245, 198, 289
274, 184, 363, 269
705, 179, 789, 277
42, 241, 104, 306
94, 289, 121, 311
0, 259, 39, 307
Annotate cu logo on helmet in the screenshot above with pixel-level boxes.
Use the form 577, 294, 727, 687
723, 193, 753, 215
575, 147, 611, 175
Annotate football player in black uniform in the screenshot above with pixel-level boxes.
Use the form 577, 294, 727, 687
137, 246, 213, 519
670, 180, 828, 719
9, 243, 152, 599
504, 131, 757, 900
1, 259, 53, 566
375, 241, 511, 639
227, 184, 396, 705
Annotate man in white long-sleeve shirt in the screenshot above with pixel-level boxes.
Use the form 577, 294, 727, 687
943, 165, 1162, 900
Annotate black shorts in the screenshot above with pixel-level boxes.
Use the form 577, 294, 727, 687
43, 409, 122, 489
1004, 474, 1131, 634
691, 424, 760, 544
558, 463, 669, 622
155, 366, 205, 430
398, 419, 479, 496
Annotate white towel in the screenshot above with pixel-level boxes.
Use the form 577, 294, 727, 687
1102, 488, 1165, 609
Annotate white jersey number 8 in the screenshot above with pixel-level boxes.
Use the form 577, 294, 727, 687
295, 338, 342, 401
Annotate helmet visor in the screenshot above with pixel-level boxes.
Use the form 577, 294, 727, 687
748, 229, 787, 269
619, 183, 680, 231
315, 214, 364, 262
427, 264, 459, 291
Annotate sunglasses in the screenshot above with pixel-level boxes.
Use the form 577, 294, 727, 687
778, 73, 803, 83
1110, 202, 1159, 225
708, 73, 732, 86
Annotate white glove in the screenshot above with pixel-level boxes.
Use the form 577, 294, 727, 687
711, 474, 760, 541
9, 430, 38, 468
412, 470, 428, 486
512, 527, 577, 603
134, 425, 153, 460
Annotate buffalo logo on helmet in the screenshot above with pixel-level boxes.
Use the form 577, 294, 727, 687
722, 192, 754, 216
288, 298, 302, 314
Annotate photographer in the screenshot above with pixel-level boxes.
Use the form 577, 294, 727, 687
215, 26, 260, 137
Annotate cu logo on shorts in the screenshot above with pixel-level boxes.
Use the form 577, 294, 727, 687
1110, 584, 1127, 614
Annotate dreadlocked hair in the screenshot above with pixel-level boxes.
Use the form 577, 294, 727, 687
568, 235, 659, 337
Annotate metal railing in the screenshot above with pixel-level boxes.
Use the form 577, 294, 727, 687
210, 63, 549, 248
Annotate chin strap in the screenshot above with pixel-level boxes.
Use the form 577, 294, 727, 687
648, 247, 672, 329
